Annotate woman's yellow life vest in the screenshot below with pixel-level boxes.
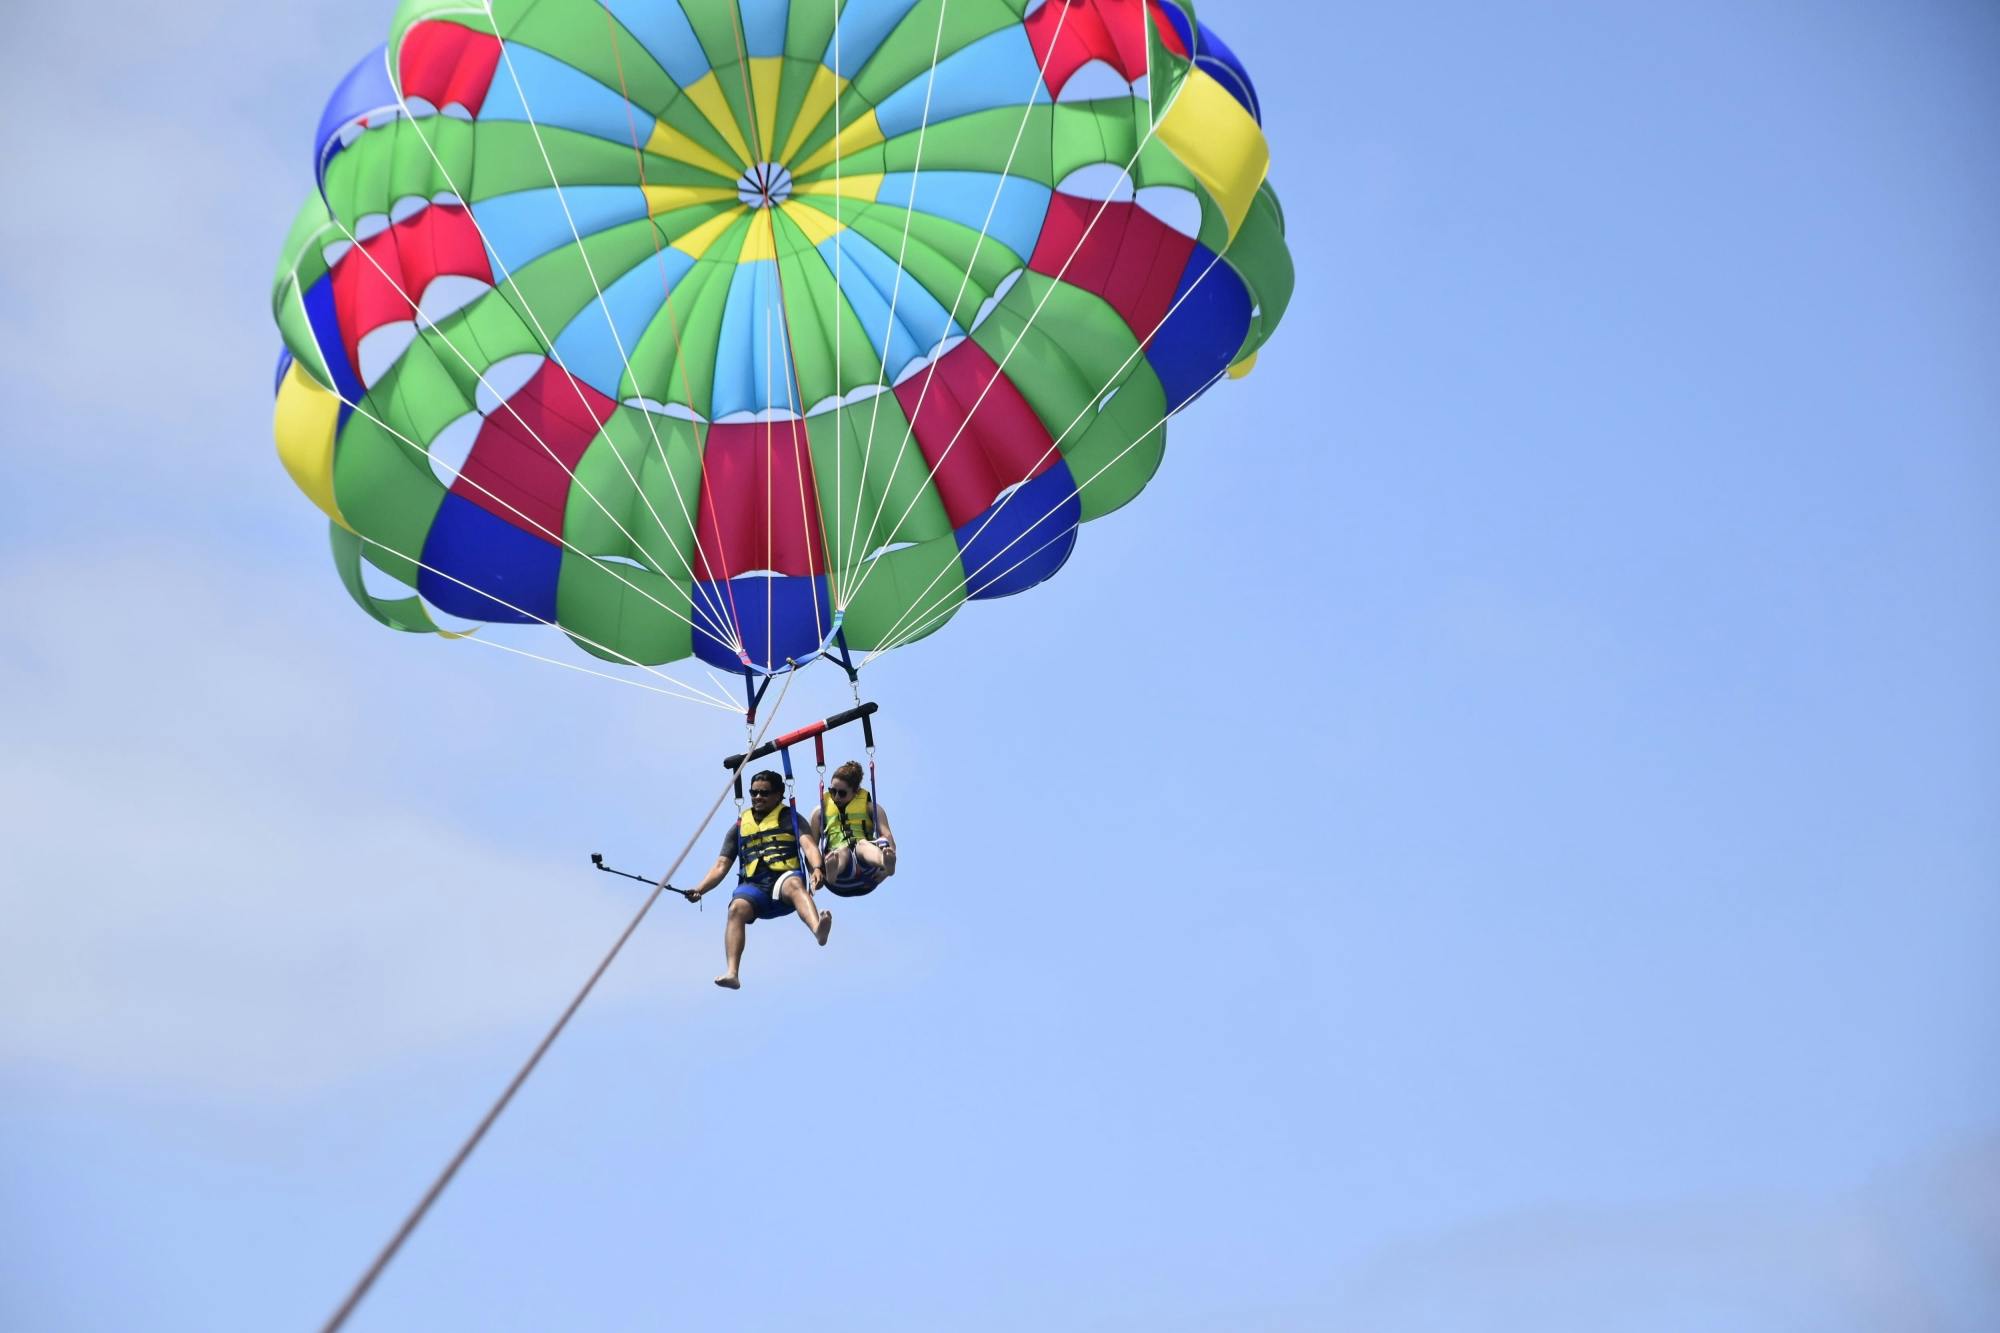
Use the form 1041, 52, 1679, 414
821, 788, 875, 849
736, 806, 801, 883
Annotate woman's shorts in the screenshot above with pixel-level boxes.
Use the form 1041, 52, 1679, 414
823, 839, 890, 898
730, 872, 804, 920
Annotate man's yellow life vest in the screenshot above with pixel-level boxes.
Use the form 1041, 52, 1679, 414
737, 805, 801, 883
821, 788, 875, 848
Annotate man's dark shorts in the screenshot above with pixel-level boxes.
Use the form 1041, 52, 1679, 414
730, 872, 804, 920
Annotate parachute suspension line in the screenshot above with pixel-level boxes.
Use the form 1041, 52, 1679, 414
723, 6, 782, 669
282, 296, 720, 648
314, 670, 796, 1333
306, 215, 741, 652
833, 0, 1077, 602
477, 3, 753, 655
856, 244, 1240, 655
728, 4, 831, 665
338, 519, 736, 710
831, 0, 845, 605
485, 0, 744, 644
766, 306, 777, 659
600, 7, 758, 656
376, 13, 740, 653
705, 663, 747, 758
449, 631, 738, 707
351, 170, 743, 661
842, 0, 953, 580
764, 225, 832, 656
777, 282, 829, 654
864, 364, 1232, 663
837, 75, 1182, 619
284, 286, 744, 676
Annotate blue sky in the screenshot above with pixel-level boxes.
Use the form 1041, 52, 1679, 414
2, 1, 1996, 1329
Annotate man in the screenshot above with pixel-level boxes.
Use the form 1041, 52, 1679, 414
676, 770, 829, 989
809, 760, 897, 896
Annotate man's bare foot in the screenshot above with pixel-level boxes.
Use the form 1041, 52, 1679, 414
816, 911, 833, 946
714, 974, 740, 990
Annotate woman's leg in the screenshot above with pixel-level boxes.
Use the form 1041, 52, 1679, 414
851, 839, 890, 879
823, 845, 855, 884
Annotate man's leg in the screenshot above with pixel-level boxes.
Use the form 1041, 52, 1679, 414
717, 897, 755, 988
780, 874, 832, 946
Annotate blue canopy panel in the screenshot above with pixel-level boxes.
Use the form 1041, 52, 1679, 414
302, 271, 366, 408
690, 574, 833, 673
735, 0, 790, 58
471, 186, 650, 279
316, 45, 397, 190
602, 0, 710, 87
417, 492, 560, 623
873, 26, 1050, 139
955, 461, 1081, 600
821, 0, 925, 81
1144, 244, 1252, 414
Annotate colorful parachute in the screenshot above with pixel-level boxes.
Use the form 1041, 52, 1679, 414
271, 0, 1292, 676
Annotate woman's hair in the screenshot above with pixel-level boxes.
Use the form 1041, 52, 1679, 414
831, 760, 865, 789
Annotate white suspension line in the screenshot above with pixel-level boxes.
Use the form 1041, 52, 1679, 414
860, 248, 1232, 648
836, 110, 1179, 617
832, 0, 1074, 599
726, 0, 830, 663
832, 0, 845, 605
452, 631, 739, 709
289, 236, 736, 651
598, 3, 762, 655
476, 1, 749, 650
309, 203, 740, 650
765, 304, 777, 657
772, 281, 831, 657
840, 0, 953, 585
700, 662, 740, 705
857, 244, 1235, 649
863, 364, 1230, 663
346, 522, 741, 711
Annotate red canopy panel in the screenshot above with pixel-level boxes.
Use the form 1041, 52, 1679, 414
454, 362, 616, 542
896, 339, 1058, 529
693, 418, 829, 579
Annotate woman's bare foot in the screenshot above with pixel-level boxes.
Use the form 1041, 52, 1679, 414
815, 911, 833, 946
714, 974, 741, 989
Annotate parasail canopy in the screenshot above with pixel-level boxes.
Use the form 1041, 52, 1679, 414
271, 0, 1294, 678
